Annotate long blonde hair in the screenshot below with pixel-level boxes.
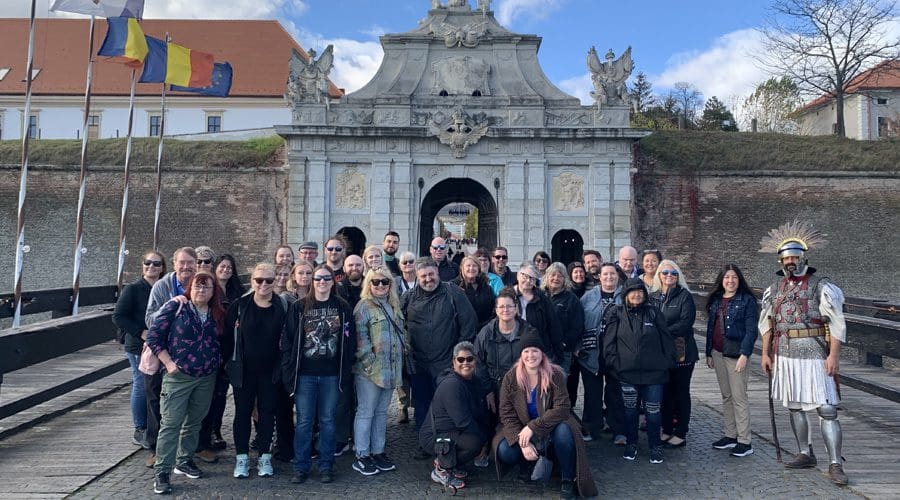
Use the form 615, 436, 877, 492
359, 266, 403, 318
652, 259, 691, 293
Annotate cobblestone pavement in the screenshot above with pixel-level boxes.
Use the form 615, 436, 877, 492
70, 372, 861, 499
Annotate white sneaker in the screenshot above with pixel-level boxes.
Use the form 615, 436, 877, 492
257, 453, 274, 477
233, 454, 250, 478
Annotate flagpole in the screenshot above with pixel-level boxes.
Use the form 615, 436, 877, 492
116, 68, 138, 292
11, 0, 38, 328
71, 14, 97, 316
152, 33, 170, 251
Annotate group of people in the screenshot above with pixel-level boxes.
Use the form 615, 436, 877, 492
113, 221, 849, 497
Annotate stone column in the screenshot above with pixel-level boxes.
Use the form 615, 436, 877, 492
305, 156, 330, 244
286, 148, 308, 248
369, 159, 393, 242
587, 158, 612, 260
526, 159, 548, 260
390, 158, 415, 252
503, 160, 527, 264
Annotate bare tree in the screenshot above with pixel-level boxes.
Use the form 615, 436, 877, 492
670, 82, 704, 125
758, 0, 900, 137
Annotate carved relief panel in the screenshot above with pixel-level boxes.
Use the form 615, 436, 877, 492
552, 171, 586, 212
334, 166, 369, 210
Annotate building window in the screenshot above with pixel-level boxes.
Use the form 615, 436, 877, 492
21, 68, 41, 82
87, 114, 100, 140
149, 115, 162, 137
0, 68, 9, 81
27, 114, 38, 139
876, 98, 888, 105
206, 114, 222, 133
877, 116, 896, 138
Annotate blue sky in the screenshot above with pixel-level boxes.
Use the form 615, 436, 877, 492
11, 0, 896, 120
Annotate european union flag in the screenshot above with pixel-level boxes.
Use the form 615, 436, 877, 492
170, 62, 232, 97
139, 35, 167, 83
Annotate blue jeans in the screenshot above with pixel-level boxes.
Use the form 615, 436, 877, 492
409, 371, 438, 431
353, 375, 394, 457
293, 375, 340, 473
621, 382, 663, 449
125, 351, 147, 429
495, 422, 576, 481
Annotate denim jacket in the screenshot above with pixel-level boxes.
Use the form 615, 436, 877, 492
353, 298, 408, 389
705, 292, 759, 358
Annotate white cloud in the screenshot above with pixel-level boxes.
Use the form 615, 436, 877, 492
495, 0, 563, 27
653, 29, 768, 102
288, 25, 383, 94
558, 73, 592, 105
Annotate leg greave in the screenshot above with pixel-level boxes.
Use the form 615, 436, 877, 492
817, 405, 842, 464
789, 409, 811, 454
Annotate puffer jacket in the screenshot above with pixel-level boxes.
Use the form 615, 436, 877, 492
706, 291, 759, 358
651, 285, 699, 364
353, 297, 408, 389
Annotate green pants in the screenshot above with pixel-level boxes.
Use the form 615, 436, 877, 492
154, 370, 216, 472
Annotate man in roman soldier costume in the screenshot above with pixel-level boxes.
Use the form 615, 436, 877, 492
758, 220, 848, 486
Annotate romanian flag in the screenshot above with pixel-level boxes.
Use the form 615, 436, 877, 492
97, 17, 149, 67
139, 36, 214, 88
171, 62, 233, 97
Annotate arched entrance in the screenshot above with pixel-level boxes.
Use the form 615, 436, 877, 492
551, 229, 583, 266
418, 178, 498, 256
337, 226, 367, 257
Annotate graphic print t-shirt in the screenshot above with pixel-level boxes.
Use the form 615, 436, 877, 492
299, 300, 343, 376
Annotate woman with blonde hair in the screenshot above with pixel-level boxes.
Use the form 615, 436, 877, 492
362, 246, 385, 271
282, 260, 314, 305
351, 266, 409, 476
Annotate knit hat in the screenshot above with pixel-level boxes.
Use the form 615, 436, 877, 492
299, 241, 318, 250
519, 328, 546, 353
623, 277, 646, 295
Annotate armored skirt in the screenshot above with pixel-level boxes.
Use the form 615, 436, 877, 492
773, 336, 839, 411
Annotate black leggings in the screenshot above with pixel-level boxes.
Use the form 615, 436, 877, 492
232, 371, 278, 455
661, 363, 695, 439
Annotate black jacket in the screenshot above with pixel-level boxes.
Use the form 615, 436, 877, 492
401, 282, 478, 377
112, 278, 153, 355
460, 280, 496, 331
418, 368, 488, 450
436, 258, 460, 282
650, 285, 699, 364
517, 288, 565, 364
280, 295, 356, 396
335, 278, 362, 310
474, 317, 538, 393
602, 302, 675, 385
223, 293, 287, 388
549, 288, 585, 353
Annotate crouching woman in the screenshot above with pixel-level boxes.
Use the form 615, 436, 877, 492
492, 331, 598, 499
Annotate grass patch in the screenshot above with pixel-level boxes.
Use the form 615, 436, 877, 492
0, 136, 284, 169
638, 130, 900, 172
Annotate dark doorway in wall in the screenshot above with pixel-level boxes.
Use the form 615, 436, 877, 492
551, 229, 584, 266
337, 226, 367, 257
418, 178, 498, 256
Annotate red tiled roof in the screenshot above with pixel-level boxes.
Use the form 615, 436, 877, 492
0, 18, 342, 98
800, 59, 900, 112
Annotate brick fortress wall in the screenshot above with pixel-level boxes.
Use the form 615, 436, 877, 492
632, 161, 900, 301
0, 163, 288, 290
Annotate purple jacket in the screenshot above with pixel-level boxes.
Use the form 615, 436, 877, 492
147, 299, 221, 378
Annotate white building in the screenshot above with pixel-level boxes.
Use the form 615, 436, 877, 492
0, 18, 341, 140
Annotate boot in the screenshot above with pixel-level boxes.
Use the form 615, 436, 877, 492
785, 447, 817, 469
828, 463, 849, 486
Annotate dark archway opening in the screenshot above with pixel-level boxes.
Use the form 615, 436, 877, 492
419, 178, 498, 257
551, 229, 584, 266
337, 226, 367, 257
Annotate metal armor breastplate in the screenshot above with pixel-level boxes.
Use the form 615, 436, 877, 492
772, 275, 824, 336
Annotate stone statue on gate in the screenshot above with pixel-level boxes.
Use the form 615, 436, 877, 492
286, 45, 334, 111
587, 46, 633, 110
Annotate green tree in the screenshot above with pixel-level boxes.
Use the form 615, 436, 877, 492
698, 96, 739, 131
631, 72, 655, 113
743, 77, 802, 133
463, 208, 479, 239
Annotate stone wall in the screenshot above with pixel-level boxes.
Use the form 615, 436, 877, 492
0, 163, 288, 291
632, 166, 900, 301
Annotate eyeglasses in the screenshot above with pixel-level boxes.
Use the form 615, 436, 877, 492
401, 260, 415, 265
325, 246, 343, 252
371, 278, 392, 287
431, 245, 446, 250
518, 274, 536, 281
143, 260, 163, 267
193, 284, 213, 291
197, 259, 212, 265
253, 277, 275, 285
660, 270, 679, 277
496, 304, 516, 310
493, 255, 508, 260
313, 275, 334, 282
455, 356, 475, 364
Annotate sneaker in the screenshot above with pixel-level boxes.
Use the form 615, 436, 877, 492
613, 434, 627, 446
560, 479, 576, 500
580, 428, 593, 442
133, 429, 148, 448
290, 471, 308, 484
431, 466, 465, 489
334, 441, 351, 457
649, 446, 664, 464
146, 452, 157, 468
173, 460, 202, 479
195, 449, 219, 464
153, 471, 171, 495
352, 455, 380, 476
233, 454, 250, 478
473, 454, 490, 468
731, 443, 754, 457
258, 453, 274, 477
712, 436, 738, 449
372, 453, 396, 472
211, 433, 227, 451
623, 444, 637, 461
320, 469, 334, 483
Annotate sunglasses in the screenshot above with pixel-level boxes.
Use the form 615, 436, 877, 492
325, 246, 343, 252
197, 259, 212, 265
370, 278, 392, 287
660, 270, 680, 277
431, 245, 446, 250
401, 260, 415, 265
455, 356, 475, 364
313, 275, 334, 282
535, 258, 549, 264
253, 277, 275, 285
143, 260, 163, 267
493, 255, 508, 260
